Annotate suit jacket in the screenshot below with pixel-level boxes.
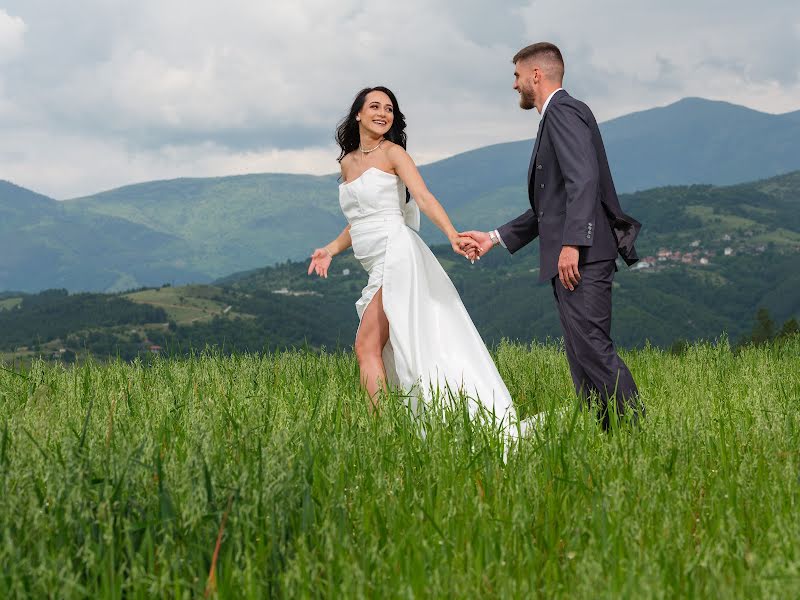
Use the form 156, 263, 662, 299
498, 90, 640, 282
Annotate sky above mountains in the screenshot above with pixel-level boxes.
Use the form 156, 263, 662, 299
1, 1, 798, 198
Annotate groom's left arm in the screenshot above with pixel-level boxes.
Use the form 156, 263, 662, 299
547, 103, 600, 247
496, 209, 539, 254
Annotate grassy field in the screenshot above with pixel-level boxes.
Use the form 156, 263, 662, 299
0, 338, 798, 598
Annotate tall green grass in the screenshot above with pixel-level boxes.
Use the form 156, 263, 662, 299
0, 338, 798, 598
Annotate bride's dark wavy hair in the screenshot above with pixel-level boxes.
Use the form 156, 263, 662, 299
335, 86, 407, 163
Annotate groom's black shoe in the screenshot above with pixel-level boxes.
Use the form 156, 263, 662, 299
598, 394, 645, 431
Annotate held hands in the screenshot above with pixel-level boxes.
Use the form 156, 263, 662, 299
308, 247, 333, 278
448, 233, 475, 260
451, 233, 582, 290
459, 231, 494, 260
558, 245, 581, 290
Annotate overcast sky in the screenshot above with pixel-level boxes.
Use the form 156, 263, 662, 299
1, 1, 798, 198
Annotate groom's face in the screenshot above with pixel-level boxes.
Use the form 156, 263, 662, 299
513, 60, 538, 111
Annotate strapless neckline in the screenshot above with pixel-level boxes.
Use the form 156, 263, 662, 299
340, 166, 399, 187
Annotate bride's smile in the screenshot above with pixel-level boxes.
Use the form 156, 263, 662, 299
358, 91, 394, 137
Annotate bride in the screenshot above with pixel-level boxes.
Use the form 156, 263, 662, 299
308, 86, 522, 432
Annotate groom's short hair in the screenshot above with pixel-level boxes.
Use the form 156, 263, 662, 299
513, 42, 564, 82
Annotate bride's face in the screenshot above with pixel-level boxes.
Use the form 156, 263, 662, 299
358, 91, 394, 137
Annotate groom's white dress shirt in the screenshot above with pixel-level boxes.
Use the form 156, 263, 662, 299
540, 87, 563, 116
493, 87, 564, 249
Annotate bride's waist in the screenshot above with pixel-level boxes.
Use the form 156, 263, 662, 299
348, 209, 404, 228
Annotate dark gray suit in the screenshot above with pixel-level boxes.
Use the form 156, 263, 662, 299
498, 90, 643, 426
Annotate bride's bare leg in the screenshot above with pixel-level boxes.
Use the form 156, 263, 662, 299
354, 288, 390, 412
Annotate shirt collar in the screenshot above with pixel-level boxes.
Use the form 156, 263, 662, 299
541, 87, 564, 116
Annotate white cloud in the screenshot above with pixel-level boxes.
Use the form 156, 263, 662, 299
0, 1, 798, 197
0, 129, 340, 200
0, 9, 26, 61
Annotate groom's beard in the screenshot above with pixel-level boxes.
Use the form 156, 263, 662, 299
518, 89, 536, 110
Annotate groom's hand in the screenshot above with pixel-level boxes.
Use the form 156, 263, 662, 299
460, 231, 494, 258
558, 245, 581, 291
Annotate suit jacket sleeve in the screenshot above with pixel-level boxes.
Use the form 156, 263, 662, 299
546, 102, 600, 247
497, 209, 538, 254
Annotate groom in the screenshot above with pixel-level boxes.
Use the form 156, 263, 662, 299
463, 42, 644, 428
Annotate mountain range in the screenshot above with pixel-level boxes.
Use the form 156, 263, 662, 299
2, 169, 798, 363
2, 97, 800, 293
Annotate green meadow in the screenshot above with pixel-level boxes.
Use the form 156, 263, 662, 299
0, 337, 798, 598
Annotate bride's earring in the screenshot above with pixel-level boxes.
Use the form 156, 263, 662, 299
356, 116, 361, 121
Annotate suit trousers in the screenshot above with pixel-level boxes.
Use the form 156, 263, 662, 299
551, 259, 642, 428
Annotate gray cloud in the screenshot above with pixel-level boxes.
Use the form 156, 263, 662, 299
0, 0, 799, 197
696, 22, 800, 87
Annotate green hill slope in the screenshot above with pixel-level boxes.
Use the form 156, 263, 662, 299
65, 173, 343, 279
0, 181, 208, 292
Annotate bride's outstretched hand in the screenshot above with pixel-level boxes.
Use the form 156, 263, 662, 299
308, 248, 332, 278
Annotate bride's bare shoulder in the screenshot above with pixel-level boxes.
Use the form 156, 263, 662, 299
340, 152, 357, 176
341, 152, 358, 165
382, 140, 402, 153
384, 142, 415, 169
384, 141, 412, 161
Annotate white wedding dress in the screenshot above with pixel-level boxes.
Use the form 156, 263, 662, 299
340, 167, 520, 431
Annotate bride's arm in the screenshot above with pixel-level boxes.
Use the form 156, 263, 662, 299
324, 225, 352, 257
310, 162, 354, 278
388, 145, 470, 258
308, 225, 352, 278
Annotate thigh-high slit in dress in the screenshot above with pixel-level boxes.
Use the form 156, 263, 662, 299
340, 167, 520, 430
